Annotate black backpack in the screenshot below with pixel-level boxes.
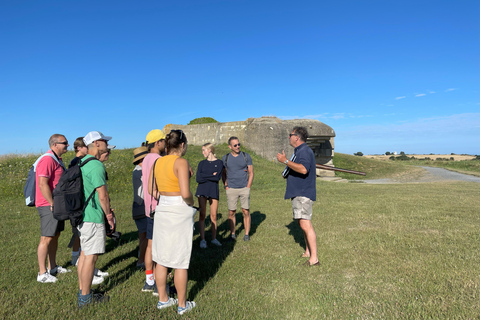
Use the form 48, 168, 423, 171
53, 157, 99, 227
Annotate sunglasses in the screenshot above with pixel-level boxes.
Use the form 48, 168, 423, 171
56, 141, 68, 145
172, 130, 184, 141
289, 133, 297, 138
233, 143, 241, 148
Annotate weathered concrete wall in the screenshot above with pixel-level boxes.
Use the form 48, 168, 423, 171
164, 116, 336, 177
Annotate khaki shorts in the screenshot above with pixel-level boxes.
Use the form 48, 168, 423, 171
77, 222, 106, 256
292, 196, 313, 220
226, 187, 250, 211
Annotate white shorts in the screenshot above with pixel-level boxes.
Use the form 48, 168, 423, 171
158, 195, 189, 206
77, 222, 106, 256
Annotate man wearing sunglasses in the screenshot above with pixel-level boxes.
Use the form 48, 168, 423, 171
276, 127, 319, 267
222, 136, 254, 242
36, 134, 69, 283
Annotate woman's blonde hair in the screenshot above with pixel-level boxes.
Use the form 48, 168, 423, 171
203, 143, 215, 156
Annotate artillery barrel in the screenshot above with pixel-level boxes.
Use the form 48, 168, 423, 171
316, 164, 366, 176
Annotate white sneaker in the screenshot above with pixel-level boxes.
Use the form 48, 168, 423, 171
200, 239, 207, 249
211, 239, 222, 247
177, 301, 196, 315
157, 297, 177, 310
49, 265, 72, 275
37, 272, 58, 283
94, 268, 109, 277
92, 275, 104, 285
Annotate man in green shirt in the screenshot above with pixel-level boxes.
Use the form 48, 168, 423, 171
77, 131, 115, 308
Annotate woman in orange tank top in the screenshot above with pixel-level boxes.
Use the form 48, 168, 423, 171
148, 130, 197, 315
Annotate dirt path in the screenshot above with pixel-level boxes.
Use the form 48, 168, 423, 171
363, 166, 480, 184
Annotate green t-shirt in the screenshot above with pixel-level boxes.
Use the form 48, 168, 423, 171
80, 155, 107, 224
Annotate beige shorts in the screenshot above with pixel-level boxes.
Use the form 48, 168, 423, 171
226, 187, 250, 211
77, 222, 106, 256
292, 196, 313, 220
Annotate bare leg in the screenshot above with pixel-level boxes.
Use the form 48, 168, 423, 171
37, 236, 53, 274
174, 269, 188, 308
47, 232, 60, 270
79, 251, 98, 295
298, 220, 311, 257
298, 219, 318, 264
154, 264, 169, 302
228, 210, 236, 235
145, 239, 154, 271
77, 251, 83, 291
209, 199, 219, 240
242, 208, 251, 236
198, 197, 207, 240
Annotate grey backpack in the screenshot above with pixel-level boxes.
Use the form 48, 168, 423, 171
24, 153, 64, 207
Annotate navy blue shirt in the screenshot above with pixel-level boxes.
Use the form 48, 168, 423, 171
195, 159, 224, 199
284, 143, 316, 201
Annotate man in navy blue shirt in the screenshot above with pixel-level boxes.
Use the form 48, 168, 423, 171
277, 127, 319, 266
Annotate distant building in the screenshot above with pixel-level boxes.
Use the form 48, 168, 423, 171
164, 116, 336, 177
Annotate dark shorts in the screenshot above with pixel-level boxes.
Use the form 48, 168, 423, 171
146, 216, 154, 240
135, 217, 148, 234
38, 206, 64, 237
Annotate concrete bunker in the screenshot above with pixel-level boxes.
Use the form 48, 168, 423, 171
163, 116, 336, 177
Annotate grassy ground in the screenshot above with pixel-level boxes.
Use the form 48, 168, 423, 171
0, 147, 479, 319
333, 153, 480, 180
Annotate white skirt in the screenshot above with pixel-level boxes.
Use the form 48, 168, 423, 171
152, 196, 197, 269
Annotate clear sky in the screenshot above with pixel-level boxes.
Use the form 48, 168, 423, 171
1, 0, 478, 155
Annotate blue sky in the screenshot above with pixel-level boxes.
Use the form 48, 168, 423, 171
1, 0, 478, 155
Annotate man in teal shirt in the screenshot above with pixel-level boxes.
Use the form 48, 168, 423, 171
77, 131, 115, 308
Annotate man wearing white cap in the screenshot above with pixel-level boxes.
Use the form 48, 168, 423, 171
77, 131, 115, 308
141, 129, 166, 295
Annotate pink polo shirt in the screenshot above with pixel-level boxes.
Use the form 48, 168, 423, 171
142, 152, 161, 217
35, 150, 65, 207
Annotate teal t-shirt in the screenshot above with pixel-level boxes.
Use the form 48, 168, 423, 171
81, 155, 107, 223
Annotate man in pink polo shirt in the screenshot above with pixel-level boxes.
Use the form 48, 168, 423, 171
36, 134, 70, 283
141, 129, 166, 294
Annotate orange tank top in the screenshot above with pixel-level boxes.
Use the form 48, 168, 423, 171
154, 155, 180, 192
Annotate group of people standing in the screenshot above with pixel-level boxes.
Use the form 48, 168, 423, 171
33, 131, 115, 308
130, 130, 254, 315
32, 125, 319, 315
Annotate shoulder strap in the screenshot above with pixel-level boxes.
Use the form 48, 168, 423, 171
225, 153, 230, 169
242, 152, 248, 166
34, 153, 64, 171
80, 156, 101, 209
150, 158, 159, 214
79, 156, 100, 168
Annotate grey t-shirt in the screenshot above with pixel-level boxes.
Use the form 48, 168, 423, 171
222, 152, 253, 189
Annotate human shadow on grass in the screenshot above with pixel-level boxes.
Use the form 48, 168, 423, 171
105, 230, 138, 253
93, 231, 144, 292
187, 210, 266, 300
285, 220, 306, 253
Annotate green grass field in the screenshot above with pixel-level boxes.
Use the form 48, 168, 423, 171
0, 147, 478, 319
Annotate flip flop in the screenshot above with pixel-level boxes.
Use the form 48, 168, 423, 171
304, 260, 320, 267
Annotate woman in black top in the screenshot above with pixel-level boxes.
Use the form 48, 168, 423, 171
195, 143, 224, 248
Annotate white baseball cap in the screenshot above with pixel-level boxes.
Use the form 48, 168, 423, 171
83, 131, 112, 146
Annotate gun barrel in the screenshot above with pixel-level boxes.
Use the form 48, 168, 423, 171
316, 164, 366, 176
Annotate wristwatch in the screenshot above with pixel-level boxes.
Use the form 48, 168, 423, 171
284, 160, 289, 165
